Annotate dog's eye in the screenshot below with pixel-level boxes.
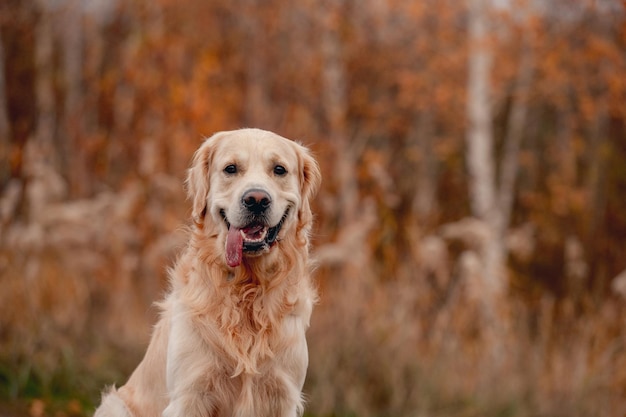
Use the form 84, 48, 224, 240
273, 165, 287, 176
224, 164, 237, 175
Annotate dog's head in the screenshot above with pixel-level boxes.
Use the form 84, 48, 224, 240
186, 129, 321, 268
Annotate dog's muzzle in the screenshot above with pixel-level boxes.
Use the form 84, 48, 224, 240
220, 201, 289, 268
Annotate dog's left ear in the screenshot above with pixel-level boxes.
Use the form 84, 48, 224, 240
296, 144, 321, 227
186, 135, 219, 226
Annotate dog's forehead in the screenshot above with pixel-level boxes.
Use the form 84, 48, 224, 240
216, 131, 298, 164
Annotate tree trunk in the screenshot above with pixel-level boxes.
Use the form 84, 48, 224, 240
320, 0, 358, 224
0, 31, 11, 185
466, 0, 505, 298
34, 3, 56, 147
498, 33, 534, 236
585, 99, 608, 295
61, 0, 87, 196
411, 111, 438, 227
242, 0, 273, 129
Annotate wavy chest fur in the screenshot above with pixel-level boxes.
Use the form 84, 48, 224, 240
173, 230, 312, 378
213, 276, 296, 376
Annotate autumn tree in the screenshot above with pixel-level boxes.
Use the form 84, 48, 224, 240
1, 1, 626, 415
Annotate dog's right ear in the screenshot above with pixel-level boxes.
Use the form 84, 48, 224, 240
186, 135, 219, 226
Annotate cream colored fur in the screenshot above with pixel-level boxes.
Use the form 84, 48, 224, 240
94, 128, 321, 417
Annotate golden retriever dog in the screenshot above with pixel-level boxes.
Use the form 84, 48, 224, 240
94, 128, 321, 417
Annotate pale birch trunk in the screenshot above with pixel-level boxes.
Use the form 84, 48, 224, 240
466, 0, 505, 298
465, 2, 539, 371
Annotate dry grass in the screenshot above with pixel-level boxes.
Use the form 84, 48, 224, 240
306, 265, 626, 417
1, 155, 625, 417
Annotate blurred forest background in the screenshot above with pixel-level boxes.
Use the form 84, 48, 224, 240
1, 0, 626, 416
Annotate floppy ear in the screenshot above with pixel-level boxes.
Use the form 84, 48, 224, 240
185, 135, 218, 226
296, 144, 322, 228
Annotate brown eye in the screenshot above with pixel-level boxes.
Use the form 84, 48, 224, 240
224, 164, 237, 174
273, 165, 287, 176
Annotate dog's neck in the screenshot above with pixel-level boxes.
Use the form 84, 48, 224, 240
226, 245, 303, 288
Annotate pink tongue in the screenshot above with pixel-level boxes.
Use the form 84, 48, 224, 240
226, 227, 243, 267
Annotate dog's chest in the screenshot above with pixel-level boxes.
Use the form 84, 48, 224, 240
205, 311, 309, 417
207, 288, 305, 373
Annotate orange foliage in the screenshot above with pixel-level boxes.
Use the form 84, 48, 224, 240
1, 0, 626, 416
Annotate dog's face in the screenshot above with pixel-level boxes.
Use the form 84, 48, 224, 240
186, 129, 321, 268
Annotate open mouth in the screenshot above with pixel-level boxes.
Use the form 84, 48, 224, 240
220, 208, 289, 267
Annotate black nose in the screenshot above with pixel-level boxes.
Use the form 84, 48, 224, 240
242, 189, 271, 214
